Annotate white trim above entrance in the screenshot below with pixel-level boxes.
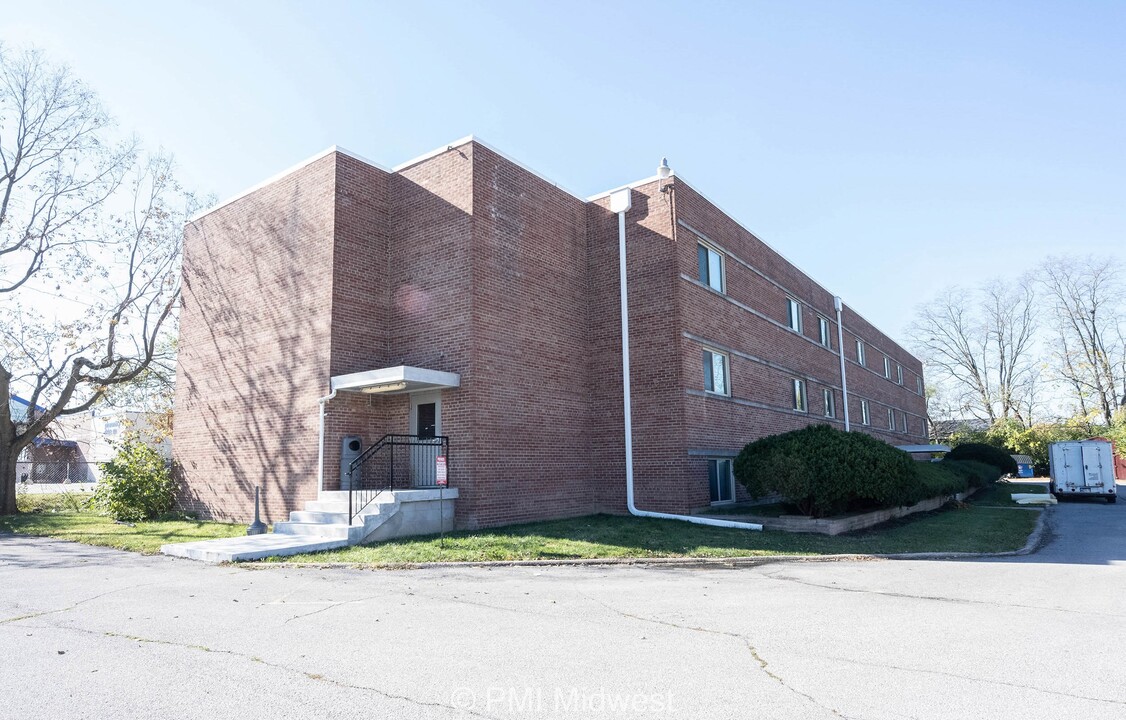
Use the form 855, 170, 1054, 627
330, 366, 461, 395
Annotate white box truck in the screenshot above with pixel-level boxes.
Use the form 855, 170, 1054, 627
1049, 439, 1119, 503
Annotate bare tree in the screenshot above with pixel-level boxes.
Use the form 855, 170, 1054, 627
909, 279, 1039, 425
0, 46, 192, 514
1038, 256, 1126, 425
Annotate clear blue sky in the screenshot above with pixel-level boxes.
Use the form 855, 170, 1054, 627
7, 0, 1125, 342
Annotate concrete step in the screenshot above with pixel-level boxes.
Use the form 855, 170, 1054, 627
304, 500, 349, 513
289, 510, 350, 524
273, 521, 353, 539
161, 534, 348, 563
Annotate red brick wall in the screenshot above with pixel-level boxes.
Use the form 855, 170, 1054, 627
174, 153, 338, 524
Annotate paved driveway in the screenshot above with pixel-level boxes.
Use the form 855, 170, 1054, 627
2, 486, 1124, 720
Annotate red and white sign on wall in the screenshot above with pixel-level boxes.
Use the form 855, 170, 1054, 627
435, 455, 448, 486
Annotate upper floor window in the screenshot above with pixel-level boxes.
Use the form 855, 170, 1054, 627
818, 317, 831, 348
697, 243, 725, 293
887, 408, 895, 430
703, 349, 729, 396
917, 376, 924, 395
883, 357, 892, 379
823, 388, 835, 418
792, 378, 808, 412
901, 412, 909, 433
856, 339, 866, 366
897, 364, 903, 385
861, 399, 871, 426
787, 298, 803, 333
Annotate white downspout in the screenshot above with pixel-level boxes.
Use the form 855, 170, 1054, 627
834, 296, 851, 432
611, 188, 762, 532
317, 387, 338, 493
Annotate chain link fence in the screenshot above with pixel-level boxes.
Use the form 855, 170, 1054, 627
16, 462, 97, 484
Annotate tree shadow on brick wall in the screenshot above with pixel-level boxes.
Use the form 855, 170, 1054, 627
175, 183, 334, 524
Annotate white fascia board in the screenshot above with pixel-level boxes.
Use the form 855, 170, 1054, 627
330, 365, 461, 392
187, 146, 392, 223
392, 135, 584, 200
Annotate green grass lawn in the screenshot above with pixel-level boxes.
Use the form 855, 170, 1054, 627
264, 504, 1041, 566
970, 482, 1050, 507
1, 492, 246, 554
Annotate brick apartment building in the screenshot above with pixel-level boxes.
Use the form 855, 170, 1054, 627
174, 136, 927, 529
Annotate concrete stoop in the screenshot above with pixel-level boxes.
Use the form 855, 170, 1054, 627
161, 488, 457, 562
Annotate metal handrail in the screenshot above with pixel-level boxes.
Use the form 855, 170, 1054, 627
347, 434, 450, 523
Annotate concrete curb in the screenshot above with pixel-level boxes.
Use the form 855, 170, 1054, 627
243, 508, 1050, 571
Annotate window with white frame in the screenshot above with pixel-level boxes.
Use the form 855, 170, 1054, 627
883, 357, 892, 379
916, 376, 923, 395
818, 317, 831, 347
897, 364, 903, 385
901, 412, 909, 433
856, 339, 866, 366
697, 243, 725, 293
703, 349, 729, 396
707, 458, 734, 503
887, 408, 895, 430
787, 298, 803, 333
823, 388, 835, 418
792, 378, 807, 412
861, 399, 871, 426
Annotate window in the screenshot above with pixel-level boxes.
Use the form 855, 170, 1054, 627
787, 298, 803, 333
897, 364, 903, 385
792, 379, 808, 412
823, 388, 835, 418
901, 413, 909, 433
861, 399, 871, 426
883, 357, 892, 379
917, 375, 924, 395
856, 339, 866, 366
708, 459, 734, 503
887, 408, 895, 430
703, 349, 729, 396
697, 243, 724, 293
818, 317, 831, 347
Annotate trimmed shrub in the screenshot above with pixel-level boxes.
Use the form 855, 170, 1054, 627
946, 443, 1018, 475
913, 462, 968, 500
92, 440, 176, 522
734, 425, 919, 517
942, 459, 1003, 488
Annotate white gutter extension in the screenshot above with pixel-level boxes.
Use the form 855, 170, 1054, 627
834, 296, 851, 432
317, 388, 338, 493
611, 188, 762, 531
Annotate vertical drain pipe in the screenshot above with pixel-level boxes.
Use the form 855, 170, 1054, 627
834, 296, 851, 432
611, 187, 761, 531
317, 386, 338, 493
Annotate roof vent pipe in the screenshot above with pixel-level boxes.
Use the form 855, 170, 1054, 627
612, 187, 761, 532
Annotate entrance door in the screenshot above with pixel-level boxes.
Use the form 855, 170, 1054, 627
409, 391, 441, 487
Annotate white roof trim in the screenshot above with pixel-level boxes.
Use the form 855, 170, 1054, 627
330, 365, 461, 394
187, 146, 391, 223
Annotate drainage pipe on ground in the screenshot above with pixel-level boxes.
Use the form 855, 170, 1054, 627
317, 387, 338, 493
834, 296, 851, 432
611, 186, 762, 532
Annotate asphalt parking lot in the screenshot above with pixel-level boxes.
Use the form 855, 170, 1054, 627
2, 484, 1124, 720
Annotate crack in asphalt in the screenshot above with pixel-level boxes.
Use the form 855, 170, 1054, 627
0, 582, 159, 625
759, 570, 1126, 618
9, 620, 500, 719
823, 654, 1126, 707
574, 588, 851, 719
